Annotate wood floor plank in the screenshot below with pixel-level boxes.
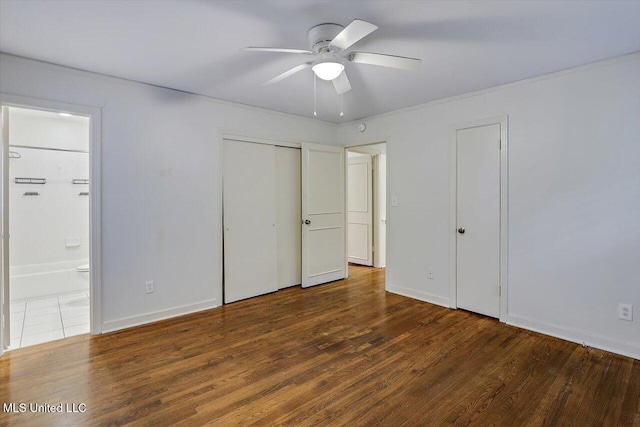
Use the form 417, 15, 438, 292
1, 265, 638, 426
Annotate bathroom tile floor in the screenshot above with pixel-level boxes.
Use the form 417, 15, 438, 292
8, 291, 90, 350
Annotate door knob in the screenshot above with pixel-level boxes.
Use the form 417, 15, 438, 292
304, 219, 311, 225
458, 227, 465, 234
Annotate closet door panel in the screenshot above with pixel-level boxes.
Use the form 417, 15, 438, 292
275, 146, 301, 289
223, 140, 277, 303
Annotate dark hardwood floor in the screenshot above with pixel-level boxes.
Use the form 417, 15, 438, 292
1, 265, 638, 426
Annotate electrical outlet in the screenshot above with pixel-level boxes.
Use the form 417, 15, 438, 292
145, 280, 155, 294
618, 303, 632, 321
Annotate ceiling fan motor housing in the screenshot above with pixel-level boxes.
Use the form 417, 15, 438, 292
308, 23, 344, 53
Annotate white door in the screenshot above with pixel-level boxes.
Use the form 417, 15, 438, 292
223, 140, 278, 303
347, 154, 373, 266
456, 123, 501, 318
275, 146, 302, 289
301, 142, 346, 287
1, 107, 9, 352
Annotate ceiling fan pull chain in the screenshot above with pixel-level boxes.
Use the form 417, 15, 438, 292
313, 73, 317, 116
340, 73, 345, 117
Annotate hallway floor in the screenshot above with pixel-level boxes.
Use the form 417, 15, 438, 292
8, 291, 90, 349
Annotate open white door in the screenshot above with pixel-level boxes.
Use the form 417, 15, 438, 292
301, 142, 346, 287
347, 154, 373, 266
1, 106, 9, 353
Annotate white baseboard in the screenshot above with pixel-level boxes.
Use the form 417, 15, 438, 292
385, 284, 639, 360
506, 314, 640, 360
386, 284, 450, 308
101, 299, 218, 333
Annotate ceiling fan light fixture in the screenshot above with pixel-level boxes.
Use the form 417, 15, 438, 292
312, 61, 344, 81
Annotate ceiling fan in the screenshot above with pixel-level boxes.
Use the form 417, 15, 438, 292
243, 19, 421, 98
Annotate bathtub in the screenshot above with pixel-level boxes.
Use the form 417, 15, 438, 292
10, 259, 89, 301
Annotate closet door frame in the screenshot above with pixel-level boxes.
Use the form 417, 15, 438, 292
219, 133, 301, 304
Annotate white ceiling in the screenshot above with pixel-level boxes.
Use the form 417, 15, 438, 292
1, 1, 639, 123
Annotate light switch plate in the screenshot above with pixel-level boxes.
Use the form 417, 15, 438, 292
391, 196, 399, 207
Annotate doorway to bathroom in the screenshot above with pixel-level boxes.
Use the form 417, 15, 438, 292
0, 100, 101, 352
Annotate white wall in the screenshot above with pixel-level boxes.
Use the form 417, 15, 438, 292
338, 53, 640, 359
0, 54, 338, 331
9, 107, 89, 151
2, 52, 637, 359
9, 108, 89, 267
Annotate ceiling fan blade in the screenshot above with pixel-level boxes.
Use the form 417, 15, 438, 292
262, 62, 312, 86
329, 19, 378, 51
243, 47, 313, 54
332, 70, 352, 94
348, 52, 421, 70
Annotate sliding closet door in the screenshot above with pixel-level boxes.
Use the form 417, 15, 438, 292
223, 140, 278, 303
275, 146, 301, 289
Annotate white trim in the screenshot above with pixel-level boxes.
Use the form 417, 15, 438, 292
222, 133, 301, 149
0, 93, 103, 336
448, 132, 457, 309
101, 299, 219, 333
349, 146, 382, 155
0, 107, 8, 355
344, 138, 391, 149
449, 116, 508, 322
217, 131, 224, 305
344, 148, 349, 276
338, 52, 640, 127
499, 118, 509, 321
385, 137, 391, 280
505, 314, 640, 361
0, 53, 339, 127
372, 154, 381, 268
386, 284, 450, 308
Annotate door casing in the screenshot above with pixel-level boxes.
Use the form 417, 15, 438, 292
0, 94, 103, 356
345, 143, 388, 271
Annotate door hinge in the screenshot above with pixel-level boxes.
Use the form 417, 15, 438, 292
499, 286, 502, 296
499, 138, 502, 150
